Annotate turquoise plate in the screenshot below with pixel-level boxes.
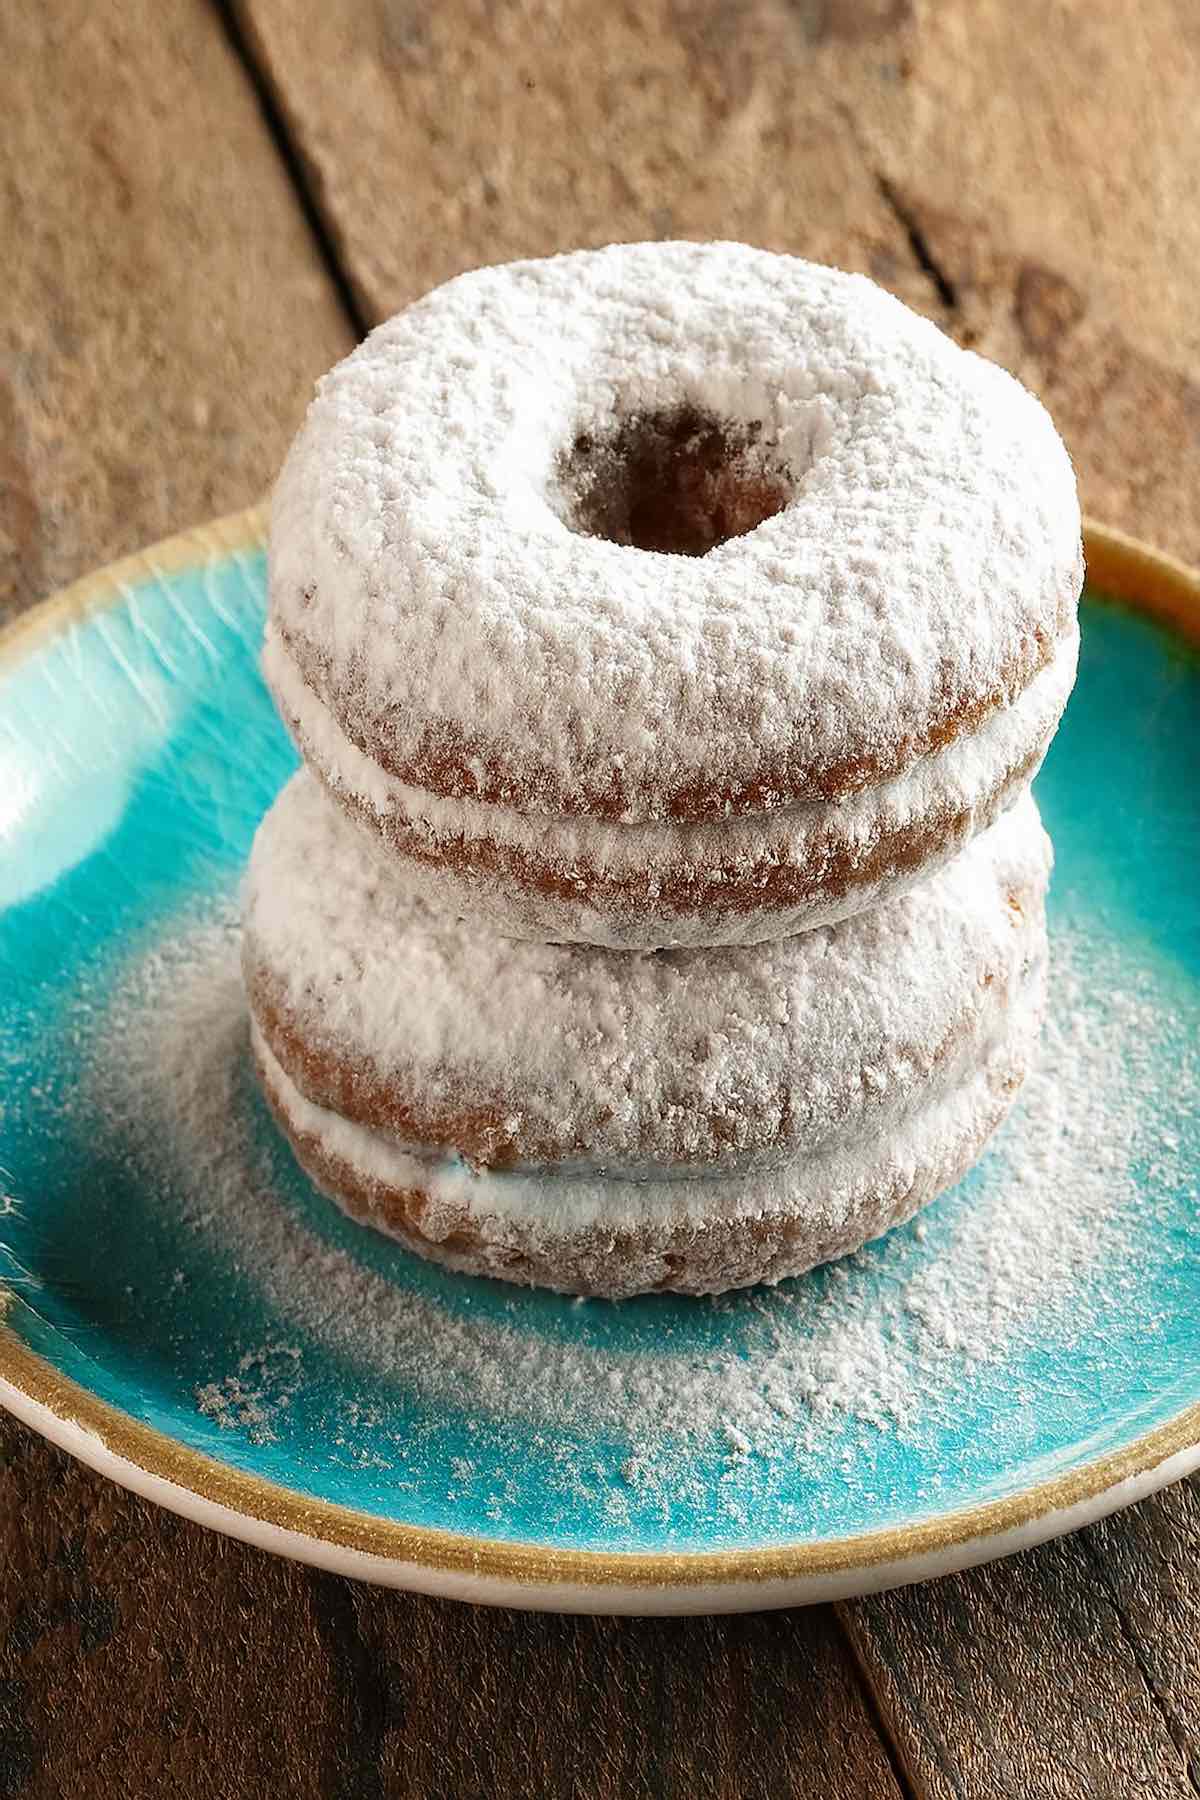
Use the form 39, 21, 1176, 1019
1, 512, 1197, 1614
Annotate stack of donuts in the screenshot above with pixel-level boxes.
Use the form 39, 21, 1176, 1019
244, 242, 1083, 1299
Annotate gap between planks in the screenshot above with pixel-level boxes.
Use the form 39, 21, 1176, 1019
210, 0, 369, 340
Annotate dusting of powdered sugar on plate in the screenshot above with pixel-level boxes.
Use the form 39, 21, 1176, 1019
195, 1342, 302, 1445
75, 896, 1193, 1531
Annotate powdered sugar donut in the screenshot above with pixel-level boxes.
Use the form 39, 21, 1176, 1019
266, 241, 1081, 948
243, 772, 1050, 1298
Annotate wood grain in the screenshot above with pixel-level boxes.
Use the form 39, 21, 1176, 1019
840, 1474, 1200, 1798
231, 0, 939, 312
236, 0, 1200, 562
0, 1414, 905, 1799
0, 1415, 331, 1799
0, 0, 351, 623
842, 0, 1200, 577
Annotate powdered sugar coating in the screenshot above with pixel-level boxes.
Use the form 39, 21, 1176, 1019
265, 624, 1074, 947
269, 241, 1082, 826
253, 996, 1043, 1298
244, 773, 1050, 1180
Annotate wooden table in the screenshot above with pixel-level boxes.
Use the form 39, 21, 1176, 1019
3, 3, 1198, 1793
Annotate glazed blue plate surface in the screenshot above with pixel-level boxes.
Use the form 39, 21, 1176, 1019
0, 518, 1197, 1585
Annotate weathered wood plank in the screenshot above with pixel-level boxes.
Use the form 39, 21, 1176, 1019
0, 1415, 905, 1799
847, 0, 1200, 571
232, 0, 934, 316
0, 0, 352, 623
236, 0, 1200, 561
310, 1571, 907, 1799
840, 1475, 1200, 1800
0, 0, 347, 1789
0, 1417, 331, 1799
1077, 1475, 1200, 1782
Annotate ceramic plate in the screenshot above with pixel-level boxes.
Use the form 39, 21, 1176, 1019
0, 512, 1197, 1615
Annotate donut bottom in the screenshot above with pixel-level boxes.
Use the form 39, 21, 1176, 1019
251, 972, 1045, 1300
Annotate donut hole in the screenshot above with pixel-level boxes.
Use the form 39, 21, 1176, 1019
558, 405, 791, 557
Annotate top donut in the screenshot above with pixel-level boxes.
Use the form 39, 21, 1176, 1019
269, 242, 1080, 826
266, 245, 1082, 948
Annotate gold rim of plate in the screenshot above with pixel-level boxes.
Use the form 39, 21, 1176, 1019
0, 507, 1198, 1591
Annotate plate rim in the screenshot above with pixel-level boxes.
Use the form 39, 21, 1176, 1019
2, 504, 1198, 1603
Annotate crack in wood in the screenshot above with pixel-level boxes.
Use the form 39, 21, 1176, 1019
210, 0, 369, 340
836, 1606, 926, 1800
306, 1573, 392, 1799
1078, 1533, 1200, 1798
875, 174, 959, 311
